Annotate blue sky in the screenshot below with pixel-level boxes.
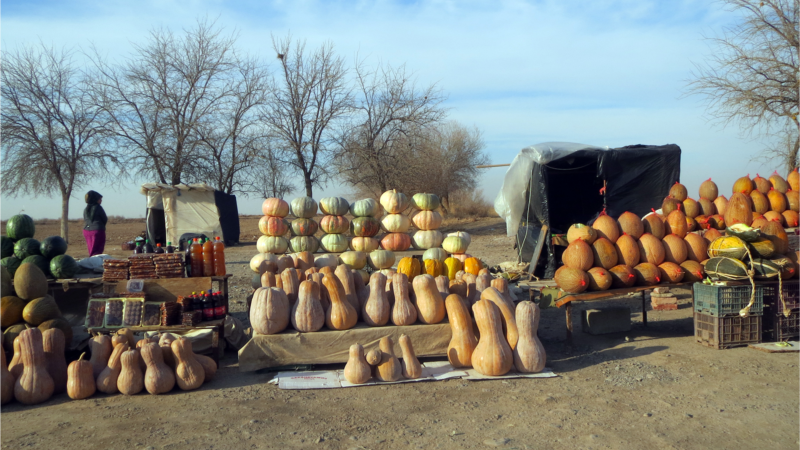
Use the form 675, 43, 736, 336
0, 0, 784, 220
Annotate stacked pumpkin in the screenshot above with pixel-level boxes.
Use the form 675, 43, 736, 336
410, 193, 445, 250
349, 198, 382, 253
289, 197, 321, 253
257, 198, 291, 255
318, 197, 350, 253
379, 189, 412, 252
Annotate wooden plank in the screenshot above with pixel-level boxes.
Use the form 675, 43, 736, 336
88, 318, 224, 333
527, 224, 548, 280
554, 282, 695, 308
551, 235, 569, 247
114, 277, 213, 303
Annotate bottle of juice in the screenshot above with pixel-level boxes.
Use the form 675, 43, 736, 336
212, 236, 227, 276
202, 293, 214, 321
165, 241, 175, 254
144, 239, 154, 253
191, 292, 202, 311
190, 238, 204, 277
154, 243, 164, 254
202, 237, 214, 278
133, 242, 143, 254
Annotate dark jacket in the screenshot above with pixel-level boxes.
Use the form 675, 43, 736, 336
84, 191, 108, 231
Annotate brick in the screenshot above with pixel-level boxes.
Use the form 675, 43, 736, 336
651, 297, 678, 307
581, 307, 631, 335
653, 287, 671, 294
653, 303, 678, 311
650, 293, 676, 298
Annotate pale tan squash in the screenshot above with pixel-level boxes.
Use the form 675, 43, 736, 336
512, 301, 546, 373
412, 274, 446, 324
322, 274, 358, 330
292, 280, 325, 332
445, 294, 477, 368
471, 300, 513, 376
281, 268, 300, 304
13, 328, 55, 405
391, 273, 417, 326
363, 273, 390, 326
335, 264, 360, 313
490, 278, 515, 304
475, 273, 493, 293
353, 269, 370, 311
434, 275, 450, 300
365, 348, 382, 366
344, 344, 372, 384
172, 338, 205, 390
117, 349, 144, 395
194, 354, 217, 382
159, 334, 177, 369
250, 287, 290, 335
140, 342, 175, 395
308, 273, 329, 311
9, 335, 24, 378
399, 334, 422, 379
96, 342, 129, 394
480, 287, 519, 349
117, 328, 136, 347
42, 328, 67, 395
66, 352, 94, 400
375, 336, 403, 382
260, 271, 277, 288
449, 279, 468, 298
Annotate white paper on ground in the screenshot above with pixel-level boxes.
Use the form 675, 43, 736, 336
273, 371, 340, 389
462, 368, 558, 380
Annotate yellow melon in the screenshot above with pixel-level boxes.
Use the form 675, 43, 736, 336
763, 210, 785, 225
703, 228, 722, 244
662, 197, 680, 216
665, 210, 688, 238
662, 234, 687, 264
633, 262, 661, 286
614, 233, 640, 267
591, 237, 618, 270
562, 239, 594, 271
586, 267, 612, 291
554, 266, 589, 294
723, 193, 753, 227
682, 198, 700, 218
761, 220, 788, 254
669, 182, 688, 201
698, 198, 716, 216
658, 262, 684, 283
608, 264, 636, 288
637, 233, 665, 265
617, 212, 643, 239
592, 214, 620, 243
789, 169, 799, 191
750, 190, 770, 214
680, 260, 705, 282
713, 196, 728, 216
783, 210, 799, 227
567, 223, 597, 244
699, 178, 718, 200
732, 176, 755, 195
767, 189, 787, 213
684, 233, 709, 263
753, 174, 771, 194
769, 171, 789, 193
642, 214, 665, 240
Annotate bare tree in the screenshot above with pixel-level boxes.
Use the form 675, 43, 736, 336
89, 19, 238, 185
687, 0, 799, 174
261, 35, 352, 197
245, 143, 296, 199
335, 61, 446, 193
1, 44, 117, 242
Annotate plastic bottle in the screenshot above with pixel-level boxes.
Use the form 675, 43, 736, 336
191, 292, 202, 311
212, 236, 227, 276
154, 243, 164, 254
202, 293, 214, 321
165, 241, 175, 254
190, 238, 204, 277
134, 242, 143, 254
144, 239, 154, 253
213, 291, 227, 320
202, 238, 214, 278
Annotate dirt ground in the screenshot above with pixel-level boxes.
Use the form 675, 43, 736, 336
1, 216, 798, 449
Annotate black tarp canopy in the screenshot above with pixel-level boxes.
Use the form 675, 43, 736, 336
494, 142, 681, 278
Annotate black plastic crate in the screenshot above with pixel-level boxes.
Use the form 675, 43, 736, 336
763, 309, 800, 342
762, 280, 800, 312
695, 311, 762, 349
693, 283, 764, 317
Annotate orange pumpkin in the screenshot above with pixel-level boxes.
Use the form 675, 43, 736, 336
319, 215, 349, 234
424, 259, 445, 277
380, 233, 412, 251
259, 216, 289, 236
464, 257, 483, 276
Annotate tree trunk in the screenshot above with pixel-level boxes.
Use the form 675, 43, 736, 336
304, 172, 313, 197
789, 134, 799, 175
61, 191, 70, 244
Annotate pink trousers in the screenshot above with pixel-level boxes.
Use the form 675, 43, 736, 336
83, 229, 106, 256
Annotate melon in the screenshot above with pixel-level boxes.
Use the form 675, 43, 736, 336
642, 214, 665, 239
38, 317, 73, 345
732, 176, 755, 195
608, 264, 637, 288
699, 178, 719, 200
1, 266, 10, 297
22, 255, 50, 278
614, 233, 640, 267
787, 190, 798, 212
616, 212, 643, 239
39, 236, 68, 259
695, 215, 710, 230
774, 256, 796, 280
562, 239, 594, 271
3, 324, 26, 352
753, 174, 771, 194
726, 223, 761, 242
662, 234, 688, 264
554, 266, 589, 294
724, 193, 753, 227
749, 190, 770, 214
664, 210, 688, 238
790, 169, 800, 191
669, 182, 688, 201
586, 267, 612, 291
708, 214, 726, 230
1, 257, 21, 278
769, 171, 789, 193
13, 238, 41, 260
591, 237, 618, 270
703, 228, 722, 244
748, 237, 776, 259
750, 258, 782, 280
22, 295, 61, 326
698, 198, 716, 216
637, 233, 665, 265
782, 210, 799, 227
767, 189, 787, 213
684, 233, 709, 263
1, 296, 25, 328
5, 214, 35, 241
685, 216, 697, 232
682, 198, 700, 218
633, 262, 661, 286
13, 263, 48, 301
751, 215, 769, 229
713, 196, 728, 216
658, 262, 684, 283
761, 220, 788, 254
0, 237, 13, 259
707, 236, 748, 260
763, 210, 785, 225
592, 214, 620, 243
566, 223, 597, 244
680, 260, 705, 282
662, 197, 680, 216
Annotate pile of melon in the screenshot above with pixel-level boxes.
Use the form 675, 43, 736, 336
1, 214, 79, 280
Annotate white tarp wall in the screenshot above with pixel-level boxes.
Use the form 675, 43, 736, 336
140, 183, 223, 245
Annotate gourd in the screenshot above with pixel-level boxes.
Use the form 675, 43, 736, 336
262, 197, 290, 217
475, 273, 493, 293
294, 251, 316, 272
314, 254, 339, 270
444, 257, 462, 280
412, 210, 443, 230
9, 335, 24, 378
250, 287, 290, 335
513, 301, 546, 373
335, 264, 360, 313
159, 334, 177, 369
195, 354, 218, 382
424, 259, 445, 277
281, 268, 300, 304
464, 257, 483, 276
375, 336, 403, 382
1, 345, 15, 404
449, 279, 468, 298
42, 328, 67, 395
445, 294, 477, 368
344, 344, 371, 384
292, 280, 325, 332
391, 273, 417, 326
365, 348, 382, 366
323, 274, 358, 330
363, 273, 390, 326
435, 275, 450, 299
411, 274, 446, 324
399, 334, 422, 379
141, 342, 175, 395
96, 342, 129, 394
471, 300, 513, 377
397, 257, 421, 281
117, 349, 145, 395
172, 337, 205, 390
480, 287, 519, 349
66, 352, 95, 400
339, 251, 367, 270
88, 334, 112, 379
14, 328, 56, 405
380, 189, 410, 214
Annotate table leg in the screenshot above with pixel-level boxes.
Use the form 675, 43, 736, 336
565, 303, 573, 347
211, 325, 221, 363
642, 291, 648, 327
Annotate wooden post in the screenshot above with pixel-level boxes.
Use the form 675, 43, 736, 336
565, 302, 573, 347
527, 225, 549, 281
642, 291, 648, 327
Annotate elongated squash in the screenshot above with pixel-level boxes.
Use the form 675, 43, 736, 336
445, 294, 477, 368
1, 347, 14, 404
141, 342, 175, 395
250, 287, 290, 335
66, 352, 94, 400
172, 338, 204, 390
117, 349, 144, 395
480, 287, 519, 349
471, 300, 513, 376
375, 336, 403, 382
363, 273, 390, 326
513, 301, 546, 373
42, 328, 67, 395
334, 264, 360, 313
411, 274, 446, 324
391, 273, 417, 326
322, 274, 358, 330
281, 268, 300, 304
344, 344, 371, 384
292, 280, 325, 332
14, 328, 54, 405
399, 334, 422, 379
96, 342, 129, 395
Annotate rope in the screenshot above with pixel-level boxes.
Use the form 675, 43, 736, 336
779, 271, 789, 317
739, 245, 757, 318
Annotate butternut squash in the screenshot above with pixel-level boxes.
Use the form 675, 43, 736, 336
490, 278, 515, 304
335, 264, 360, 313
391, 273, 417, 326
375, 336, 403, 382
250, 287, 290, 335
411, 274, 446, 324
513, 301, 546, 373
135, 337, 155, 374
344, 343, 371, 384
281, 268, 301, 304
42, 328, 68, 395
141, 342, 175, 395
14, 328, 54, 405
111, 334, 127, 348
117, 328, 136, 347
308, 273, 330, 311
117, 349, 144, 395
445, 294, 477, 368
172, 337, 205, 390
89, 334, 112, 379
195, 354, 217, 382
365, 348, 382, 366
434, 275, 450, 299
1, 345, 15, 404
363, 273, 390, 326
96, 342, 129, 394
399, 334, 422, 379
480, 287, 519, 349
471, 300, 513, 376
9, 335, 24, 378
159, 333, 177, 369
294, 251, 315, 273
277, 254, 294, 273
260, 271, 277, 288
322, 274, 358, 330
291, 280, 325, 332
353, 269, 370, 311
475, 273, 492, 293
449, 279, 468, 298
67, 352, 95, 400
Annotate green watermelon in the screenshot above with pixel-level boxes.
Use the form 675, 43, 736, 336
50, 255, 78, 279
23, 255, 51, 277
0, 256, 22, 277
40, 236, 68, 259
1, 236, 13, 258
6, 214, 35, 240
13, 238, 41, 260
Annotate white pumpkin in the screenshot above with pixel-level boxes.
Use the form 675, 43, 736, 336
442, 236, 469, 254
320, 233, 349, 253
380, 189, 410, 214
411, 230, 444, 249
314, 254, 339, 268
257, 236, 289, 254
447, 231, 472, 247
368, 250, 396, 270
339, 251, 367, 270
350, 237, 380, 252
381, 214, 411, 233
250, 252, 279, 273
422, 248, 449, 262
290, 196, 318, 218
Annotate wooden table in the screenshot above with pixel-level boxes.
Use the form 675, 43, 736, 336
534, 282, 696, 346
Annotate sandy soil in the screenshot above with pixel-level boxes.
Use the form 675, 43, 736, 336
1, 216, 798, 449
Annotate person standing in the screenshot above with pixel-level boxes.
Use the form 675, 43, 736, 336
83, 190, 108, 256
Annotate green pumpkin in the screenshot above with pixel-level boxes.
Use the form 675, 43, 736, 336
349, 198, 381, 218
411, 193, 440, 211
320, 234, 349, 253
289, 236, 319, 253
290, 196, 318, 219
318, 197, 350, 216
